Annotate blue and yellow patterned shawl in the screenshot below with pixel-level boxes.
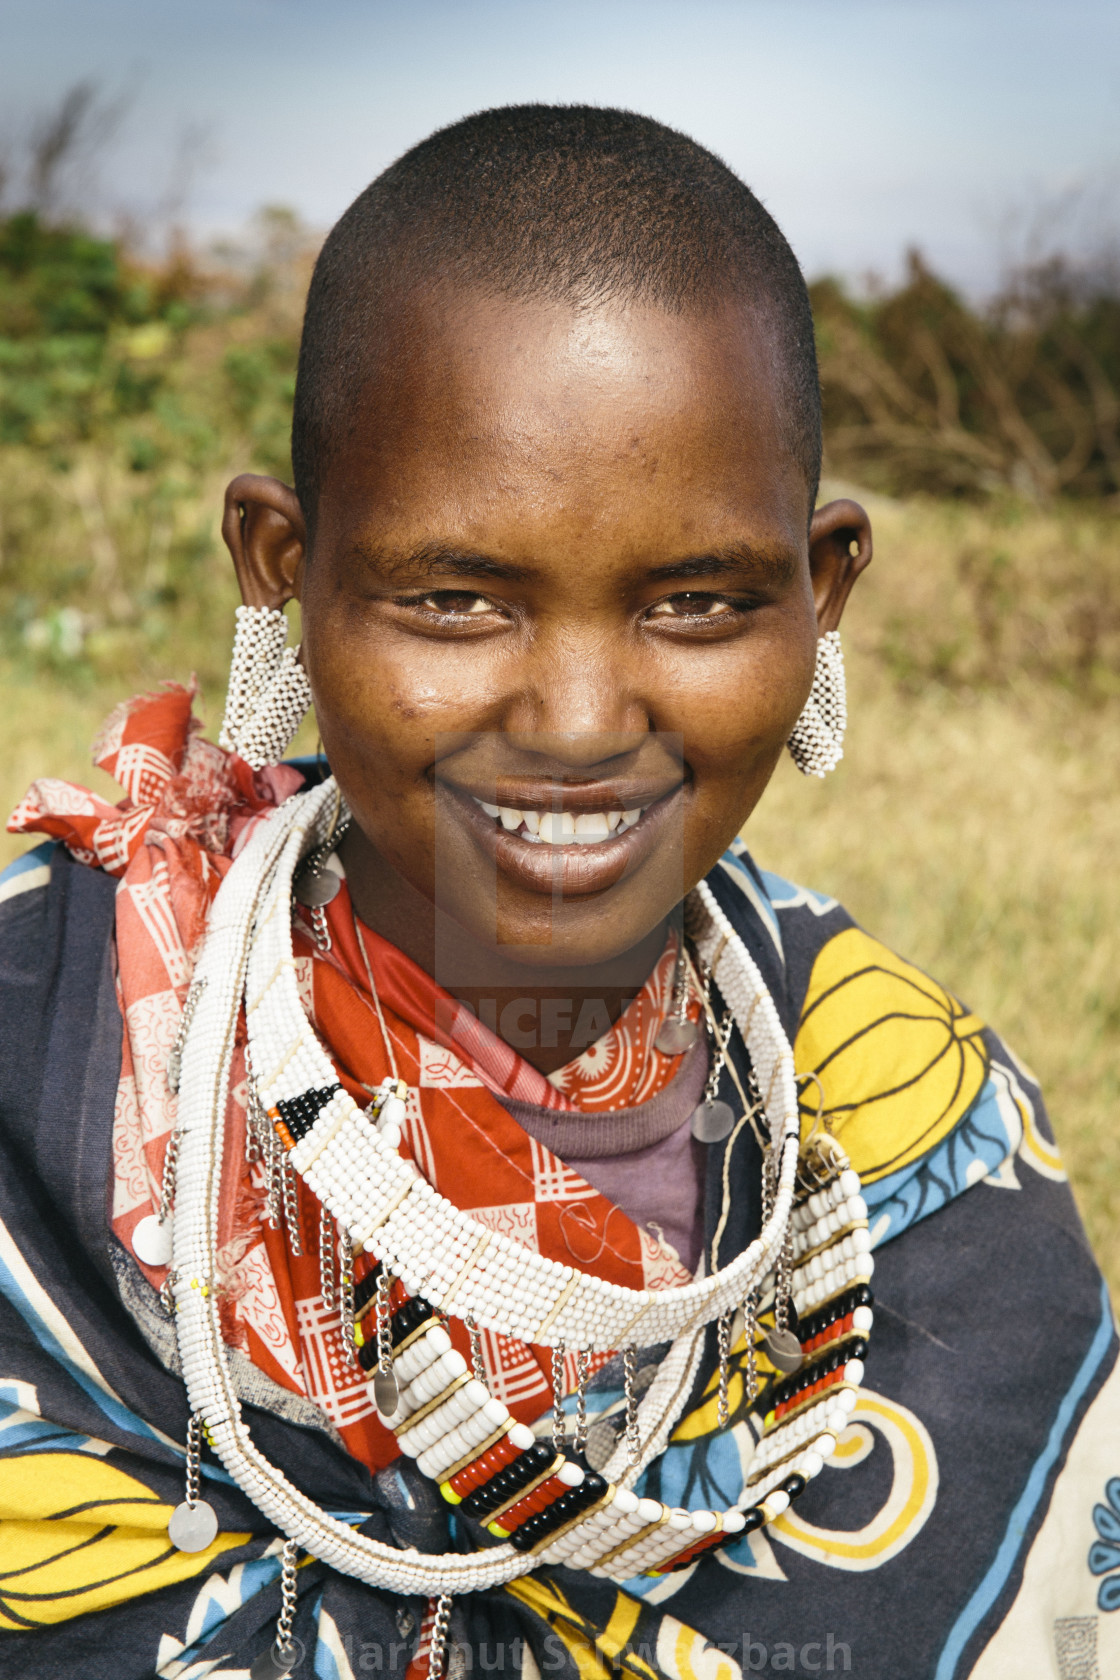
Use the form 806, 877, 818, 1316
0, 834, 1115, 1680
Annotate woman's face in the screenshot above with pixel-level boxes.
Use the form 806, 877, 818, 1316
231, 288, 869, 977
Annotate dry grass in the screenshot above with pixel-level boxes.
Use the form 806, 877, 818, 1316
1, 488, 1117, 1296
748, 489, 1120, 1291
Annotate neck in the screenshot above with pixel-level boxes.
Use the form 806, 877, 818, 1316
339, 825, 670, 1075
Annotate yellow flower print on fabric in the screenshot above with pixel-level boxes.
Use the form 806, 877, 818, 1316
767, 1389, 939, 1570
506, 1576, 649, 1680
0, 1452, 251, 1630
794, 926, 989, 1184
506, 1576, 743, 1680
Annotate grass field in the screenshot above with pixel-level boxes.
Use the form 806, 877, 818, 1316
1, 478, 1116, 1294
751, 492, 1120, 1293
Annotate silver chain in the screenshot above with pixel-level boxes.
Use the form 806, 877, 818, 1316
623, 1344, 641, 1467
702, 1008, 734, 1102
759, 1138, 794, 1336
275, 1537, 299, 1661
185, 1410, 202, 1507
244, 1042, 271, 1168
743, 1288, 760, 1405
246, 1041, 284, 1232
466, 1315, 487, 1387
762, 1141, 776, 1224
319, 1205, 337, 1310
339, 1244, 357, 1365
294, 816, 350, 958
245, 1103, 261, 1165
158, 982, 207, 1222
375, 1268, 393, 1375
166, 975, 206, 1095
774, 1225, 794, 1335
265, 1129, 284, 1230
309, 904, 331, 952
427, 1593, 453, 1680
574, 1348, 590, 1455
551, 1343, 567, 1451
159, 1267, 178, 1316
281, 1158, 303, 1257
716, 1311, 733, 1430
157, 1120, 182, 1225
668, 933, 690, 1024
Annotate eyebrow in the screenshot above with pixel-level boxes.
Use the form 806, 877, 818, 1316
348, 542, 533, 584
348, 540, 798, 586
645, 548, 799, 586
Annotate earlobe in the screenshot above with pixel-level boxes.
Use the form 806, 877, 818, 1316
221, 473, 307, 610
807, 498, 873, 633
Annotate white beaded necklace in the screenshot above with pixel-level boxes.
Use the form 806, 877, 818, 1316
171, 779, 873, 1594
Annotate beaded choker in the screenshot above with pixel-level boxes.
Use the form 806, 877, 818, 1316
170, 778, 874, 1601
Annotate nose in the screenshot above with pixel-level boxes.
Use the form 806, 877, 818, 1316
500, 626, 651, 762
504, 729, 648, 776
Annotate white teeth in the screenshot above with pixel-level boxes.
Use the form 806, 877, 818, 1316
472, 797, 646, 844
538, 812, 566, 844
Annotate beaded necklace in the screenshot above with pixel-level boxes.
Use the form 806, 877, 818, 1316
170, 777, 874, 1601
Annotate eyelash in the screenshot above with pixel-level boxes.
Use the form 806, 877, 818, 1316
408, 592, 497, 618
647, 593, 742, 620
398, 590, 756, 625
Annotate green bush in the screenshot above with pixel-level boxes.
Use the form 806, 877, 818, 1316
1, 210, 1117, 694
813, 252, 1120, 501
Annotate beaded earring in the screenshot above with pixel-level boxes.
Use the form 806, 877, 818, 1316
786, 630, 847, 778
219, 605, 313, 770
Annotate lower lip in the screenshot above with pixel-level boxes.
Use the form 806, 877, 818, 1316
442, 787, 684, 899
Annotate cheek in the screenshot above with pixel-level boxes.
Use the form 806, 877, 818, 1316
305, 613, 493, 776
658, 631, 813, 791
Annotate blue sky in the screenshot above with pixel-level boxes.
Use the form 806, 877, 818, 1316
2, 0, 1118, 289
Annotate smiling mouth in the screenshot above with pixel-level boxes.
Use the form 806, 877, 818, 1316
440, 779, 683, 901
470, 799, 647, 845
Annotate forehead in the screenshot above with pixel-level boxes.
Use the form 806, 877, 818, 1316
315, 287, 808, 553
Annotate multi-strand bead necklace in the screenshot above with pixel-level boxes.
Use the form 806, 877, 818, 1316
166, 777, 874, 1655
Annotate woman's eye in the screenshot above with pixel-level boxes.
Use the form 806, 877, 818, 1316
418, 592, 495, 616
648, 593, 735, 619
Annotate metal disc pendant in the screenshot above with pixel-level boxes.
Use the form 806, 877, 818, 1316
763, 1328, 804, 1375
690, 1099, 735, 1142
250, 1640, 301, 1680
373, 1369, 400, 1415
132, 1213, 173, 1267
655, 1018, 700, 1055
168, 1498, 219, 1552
293, 867, 340, 908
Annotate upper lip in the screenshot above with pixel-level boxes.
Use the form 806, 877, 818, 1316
439, 774, 686, 898
443, 780, 682, 813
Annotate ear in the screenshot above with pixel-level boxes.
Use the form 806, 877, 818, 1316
807, 498, 873, 633
221, 474, 306, 609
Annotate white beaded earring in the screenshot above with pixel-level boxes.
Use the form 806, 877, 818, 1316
786, 629, 847, 778
219, 605, 313, 770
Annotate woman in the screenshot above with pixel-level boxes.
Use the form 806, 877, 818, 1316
0, 107, 1114, 1680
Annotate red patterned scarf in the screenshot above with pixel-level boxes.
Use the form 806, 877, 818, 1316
9, 686, 697, 1471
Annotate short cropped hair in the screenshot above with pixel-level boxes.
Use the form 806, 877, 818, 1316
291, 105, 821, 525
